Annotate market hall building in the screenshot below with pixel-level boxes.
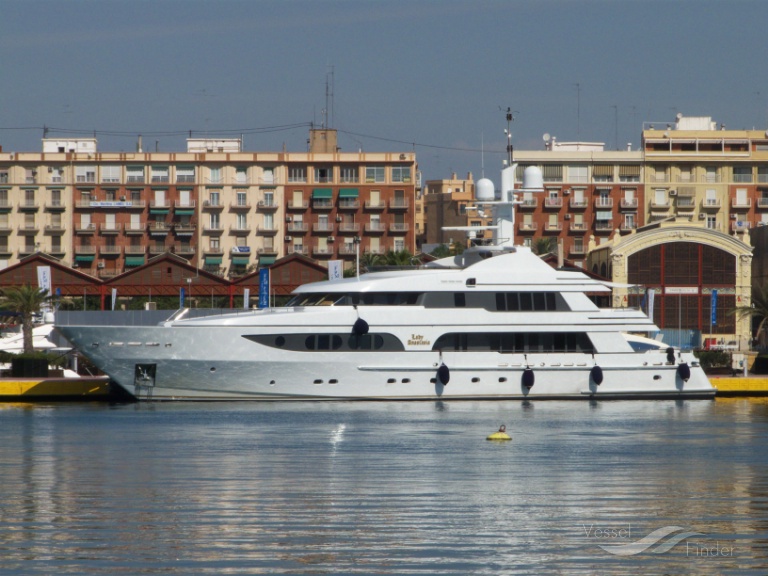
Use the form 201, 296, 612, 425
587, 218, 753, 349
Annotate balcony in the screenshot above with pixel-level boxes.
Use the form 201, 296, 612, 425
650, 200, 670, 210
594, 198, 613, 209
288, 246, 309, 255
569, 222, 588, 232
17, 224, 39, 234
257, 246, 278, 256
338, 199, 360, 210
338, 245, 357, 256
620, 199, 638, 209
287, 200, 309, 210
149, 245, 168, 255
43, 223, 65, 233
126, 175, 145, 184
313, 223, 334, 233
701, 199, 722, 210
149, 200, 171, 209
312, 199, 333, 210
100, 223, 122, 234
125, 246, 147, 255
100, 245, 122, 255
620, 223, 637, 232
757, 198, 768, 209
175, 200, 196, 209
125, 223, 146, 235
364, 200, 386, 210
75, 223, 97, 234
256, 225, 278, 235
544, 197, 563, 209
312, 246, 334, 257
148, 222, 171, 235
174, 244, 196, 255
257, 201, 278, 211
338, 222, 360, 233
675, 197, 696, 211
389, 199, 409, 210
731, 197, 752, 208
229, 225, 252, 235
286, 222, 309, 233
18, 201, 39, 211
518, 199, 537, 210
45, 201, 67, 211
74, 245, 98, 254
202, 201, 224, 210
229, 202, 252, 211
389, 223, 409, 234
176, 175, 196, 184
202, 225, 224, 234
570, 245, 586, 255
365, 223, 386, 233
151, 176, 170, 184
544, 222, 562, 233
569, 199, 588, 210
174, 223, 196, 235
518, 222, 537, 232
595, 222, 614, 233
202, 246, 224, 255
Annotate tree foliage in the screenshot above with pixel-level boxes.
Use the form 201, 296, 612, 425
735, 281, 768, 346
0, 285, 53, 354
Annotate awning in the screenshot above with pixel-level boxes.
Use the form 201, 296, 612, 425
596, 211, 613, 220
259, 256, 276, 266
125, 256, 145, 266
231, 257, 250, 265
619, 165, 641, 177
174, 209, 195, 215
339, 188, 359, 198
75, 255, 95, 263
205, 257, 222, 265
312, 188, 333, 199
150, 209, 169, 215
592, 165, 613, 177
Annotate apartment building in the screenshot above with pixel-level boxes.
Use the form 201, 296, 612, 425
0, 129, 417, 278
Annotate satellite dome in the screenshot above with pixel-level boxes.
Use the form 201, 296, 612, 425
522, 166, 543, 190
476, 178, 495, 201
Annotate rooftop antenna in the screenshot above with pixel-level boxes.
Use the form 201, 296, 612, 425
611, 104, 618, 150
574, 83, 581, 141
481, 131, 485, 178
504, 107, 516, 164
325, 65, 335, 129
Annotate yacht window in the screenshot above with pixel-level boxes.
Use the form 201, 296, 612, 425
454, 293, 466, 307
520, 293, 533, 311
434, 331, 594, 353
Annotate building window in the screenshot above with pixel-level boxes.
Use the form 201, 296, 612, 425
314, 166, 332, 183
567, 165, 588, 183
177, 165, 195, 183
210, 213, 220, 229
365, 166, 385, 183
126, 166, 144, 183
236, 213, 247, 230
102, 165, 120, 183
75, 166, 96, 183
288, 166, 306, 183
209, 191, 220, 206
209, 167, 222, 184
391, 166, 411, 183
733, 166, 752, 183
235, 166, 248, 184
236, 190, 247, 206
340, 166, 358, 183
707, 215, 717, 230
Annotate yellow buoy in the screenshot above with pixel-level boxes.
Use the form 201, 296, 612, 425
486, 424, 512, 441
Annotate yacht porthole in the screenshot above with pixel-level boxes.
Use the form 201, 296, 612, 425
472, 377, 480, 383
387, 378, 396, 384
313, 379, 323, 384
329, 379, 338, 384
430, 378, 436, 384
210, 367, 216, 372
653, 375, 662, 380
269, 380, 276, 385
499, 377, 507, 383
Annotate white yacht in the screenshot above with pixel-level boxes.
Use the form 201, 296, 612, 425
56, 164, 715, 401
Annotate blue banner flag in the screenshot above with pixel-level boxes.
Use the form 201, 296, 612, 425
711, 289, 718, 326
258, 268, 270, 309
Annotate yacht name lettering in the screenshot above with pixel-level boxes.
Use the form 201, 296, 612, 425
408, 334, 431, 346
582, 523, 631, 539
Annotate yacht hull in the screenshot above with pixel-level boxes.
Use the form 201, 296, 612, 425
58, 325, 715, 401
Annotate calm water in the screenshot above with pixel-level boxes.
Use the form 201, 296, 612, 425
1, 398, 767, 575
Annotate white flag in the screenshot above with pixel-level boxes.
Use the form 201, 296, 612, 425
328, 260, 343, 282
36, 266, 51, 294
111, 288, 117, 311
243, 288, 250, 309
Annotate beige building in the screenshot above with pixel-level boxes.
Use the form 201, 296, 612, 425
0, 129, 418, 278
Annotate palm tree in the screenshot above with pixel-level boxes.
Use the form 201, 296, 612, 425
0, 285, 53, 354
532, 237, 556, 256
735, 282, 768, 348
384, 249, 414, 266
359, 251, 384, 273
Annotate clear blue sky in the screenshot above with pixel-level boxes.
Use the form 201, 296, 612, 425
2, 0, 767, 184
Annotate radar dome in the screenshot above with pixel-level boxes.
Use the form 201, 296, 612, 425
522, 166, 543, 191
475, 178, 495, 201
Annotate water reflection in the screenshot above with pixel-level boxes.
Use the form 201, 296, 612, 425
0, 399, 765, 574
